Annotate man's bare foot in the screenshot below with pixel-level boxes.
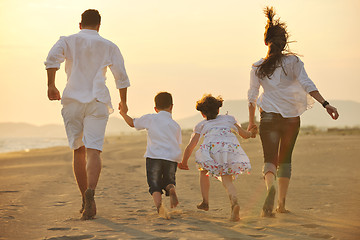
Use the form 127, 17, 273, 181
81, 189, 96, 220
166, 184, 179, 208
230, 195, 240, 221
79, 195, 85, 213
261, 185, 276, 218
197, 201, 209, 211
157, 203, 170, 220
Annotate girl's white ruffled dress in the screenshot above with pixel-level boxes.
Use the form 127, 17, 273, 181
194, 115, 251, 179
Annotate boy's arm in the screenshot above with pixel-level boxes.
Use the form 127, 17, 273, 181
120, 110, 134, 128
178, 133, 200, 170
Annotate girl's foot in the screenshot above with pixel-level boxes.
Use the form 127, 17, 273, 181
230, 196, 240, 222
261, 185, 276, 218
166, 184, 179, 208
197, 201, 209, 211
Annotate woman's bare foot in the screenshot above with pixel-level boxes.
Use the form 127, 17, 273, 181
261, 185, 276, 218
230, 196, 240, 222
197, 201, 209, 211
276, 206, 291, 213
81, 189, 96, 220
166, 184, 179, 208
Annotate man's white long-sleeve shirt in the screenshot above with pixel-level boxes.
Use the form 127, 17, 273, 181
45, 29, 130, 112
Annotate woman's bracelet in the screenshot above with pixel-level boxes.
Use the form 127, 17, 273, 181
322, 101, 329, 108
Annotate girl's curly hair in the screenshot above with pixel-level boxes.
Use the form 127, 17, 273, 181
196, 94, 223, 120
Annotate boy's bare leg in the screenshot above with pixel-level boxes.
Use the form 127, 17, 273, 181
165, 184, 179, 208
222, 175, 240, 221
197, 170, 210, 211
153, 192, 169, 219
276, 177, 290, 213
81, 148, 101, 220
73, 146, 87, 213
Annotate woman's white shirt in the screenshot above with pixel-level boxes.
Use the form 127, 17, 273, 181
248, 55, 318, 117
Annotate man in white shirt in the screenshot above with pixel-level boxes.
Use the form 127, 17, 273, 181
44, 9, 130, 220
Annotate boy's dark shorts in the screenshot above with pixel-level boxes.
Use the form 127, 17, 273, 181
146, 157, 177, 196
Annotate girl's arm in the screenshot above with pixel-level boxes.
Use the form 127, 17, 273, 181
309, 90, 339, 120
178, 133, 200, 170
235, 123, 257, 139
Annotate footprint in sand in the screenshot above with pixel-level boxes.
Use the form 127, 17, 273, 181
247, 234, 267, 238
187, 227, 204, 231
0, 190, 19, 194
308, 233, 333, 239
54, 201, 68, 207
48, 227, 71, 231
301, 223, 321, 229
154, 229, 174, 233
44, 234, 94, 240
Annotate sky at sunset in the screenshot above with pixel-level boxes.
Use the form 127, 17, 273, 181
0, 0, 359, 125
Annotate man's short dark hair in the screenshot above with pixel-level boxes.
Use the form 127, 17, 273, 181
81, 9, 101, 27
154, 92, 173, 110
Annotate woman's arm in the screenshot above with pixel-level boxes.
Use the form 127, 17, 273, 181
309, 90, 339, 120
178, 133, 200, 170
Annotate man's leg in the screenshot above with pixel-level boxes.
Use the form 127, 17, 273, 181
73, 146, 87, 213
86, 148, 102, 190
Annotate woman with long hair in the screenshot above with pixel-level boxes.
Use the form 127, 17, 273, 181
248, 6, 339, 217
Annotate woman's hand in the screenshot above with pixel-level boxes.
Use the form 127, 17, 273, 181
325, 105, 339, 120
247, 123, 258, 138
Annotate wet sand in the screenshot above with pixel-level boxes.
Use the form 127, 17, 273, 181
0, 132, 359, 240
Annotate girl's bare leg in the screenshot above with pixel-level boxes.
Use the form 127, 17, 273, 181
222, 175, 240, 221
197, 170, 210, 211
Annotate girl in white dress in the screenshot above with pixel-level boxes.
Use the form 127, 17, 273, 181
179, 94, 256, 221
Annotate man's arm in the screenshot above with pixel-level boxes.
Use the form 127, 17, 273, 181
118, 88, 128, 114
47, 68, 61, 101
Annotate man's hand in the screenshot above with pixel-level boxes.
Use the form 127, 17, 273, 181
178, 162, 189, 170
47, 86, 61, 101
119, 101, 128, 115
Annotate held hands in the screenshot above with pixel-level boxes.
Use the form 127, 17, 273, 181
47, 86, 61, 101
118, 101, 128, 116
178, 162, 189, 170
326, 105, 339, 120
247, 124, 258, 138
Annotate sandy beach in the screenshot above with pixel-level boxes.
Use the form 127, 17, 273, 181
0, 131, 359, 240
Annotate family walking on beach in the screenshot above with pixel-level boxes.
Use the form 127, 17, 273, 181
45, 8, 339, 221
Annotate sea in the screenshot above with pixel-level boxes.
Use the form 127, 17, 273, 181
0, 137, 68, 154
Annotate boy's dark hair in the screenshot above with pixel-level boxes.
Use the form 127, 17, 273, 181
196, 94, 223, 120
155, 92, 173, 110
81, 9, 101, 27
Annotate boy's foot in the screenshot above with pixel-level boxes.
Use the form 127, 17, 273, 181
230, 196, 240, 222
261, 185, 276, 218
166, 184, 179, 208
157, 203, 170, 220
81, 189, 96, 220
197, 201, 209, 211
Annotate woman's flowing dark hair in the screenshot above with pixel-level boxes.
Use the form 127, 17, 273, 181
255, 7, 296, 79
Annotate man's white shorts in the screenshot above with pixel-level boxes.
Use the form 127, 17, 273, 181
61, 99, 109, 151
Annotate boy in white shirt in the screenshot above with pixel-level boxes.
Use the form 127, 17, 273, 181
120, 92, 182, 219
